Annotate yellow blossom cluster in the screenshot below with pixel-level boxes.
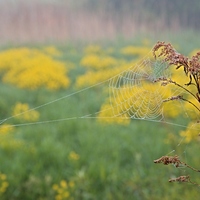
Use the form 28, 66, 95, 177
161, 83, 183, 118
0, 124, 14, 135
80, 54, 118, 69
77, 45, 147, 125
98, 69, 191, 125
97, 103, 130, 125
52, 180, 75, 200
172, 66, 200, 119
189, 49, 200, 57
179, 122, 200, 143
68, 151, 80, 161
79, 44, 199, 126
0, 173, 9, 194
76, 61, 135, 88
98, 82, 154, 124
120, 46, 151, 57
12, 102, 40, 122
0, 47, 70, 90
0, 123, 35, 152
0, 124, 24, 150
182, 97, 199, 119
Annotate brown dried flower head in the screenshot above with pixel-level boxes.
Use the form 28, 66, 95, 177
169, 175, 190, 183
154, 155, 182, 167
153, 41, 200, 101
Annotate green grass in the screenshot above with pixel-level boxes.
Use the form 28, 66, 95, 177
0, 36, 200, 199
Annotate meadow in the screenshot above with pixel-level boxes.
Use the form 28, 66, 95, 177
0, 36, 200, 200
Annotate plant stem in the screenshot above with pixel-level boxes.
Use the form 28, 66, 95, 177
169, 80, 199, 102
180, 97, 200, 113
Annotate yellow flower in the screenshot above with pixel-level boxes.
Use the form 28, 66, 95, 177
80, 54, 117, 69
63, 191, 70, 198
0, 173, 9, 194
179, 95, 199, 120
52, 179, 74, 200
75, 61, 133, 88
69, 151, 80, 161
98, 102, 130, 125
0, 47, 70, 90
55, 194, 62, 200
120, 46, 151, 57
57, 188, 64, 194
0, 124, 14, 135
60, 180, 67, 188
0, 174, 7, 181
69, 181, 74, 188
180, 122, 200, 143
12, 102, 40, 122
1, 182, 9, 188
52, 184, 59, 191
189, 49, 200, 57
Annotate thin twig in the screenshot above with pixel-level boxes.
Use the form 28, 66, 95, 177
169, 79, 198, 102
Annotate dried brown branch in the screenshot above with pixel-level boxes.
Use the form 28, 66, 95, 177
153, 41, 200, 186
154, 155, 183, 167
153, 41, 200, 99
154, 155, 200, 172
169, 175, 190, 183
169, 175, 200, 186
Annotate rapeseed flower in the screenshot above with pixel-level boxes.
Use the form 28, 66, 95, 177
80, 54, 117, 69
182, 97, 199, 119
76, 61, 134, 88
161, 84, 183, 119
98, 66, 186, 124
52, 179, 74, 200
0, 123, 35, 153
0, 47, 70, 90
0, 124, 14, 135
180, 122, 200, 143
0, 173, 9, 194
69, 151, 80, 161
0, 123, 26, 150
120, 46, 151, 57
108, 83, 164, 121
189, 49, 200, 57
98, 103, 130, 125
12, 102, 40, 122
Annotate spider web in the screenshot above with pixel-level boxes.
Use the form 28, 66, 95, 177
108, 56, 198, 122
0, 51, 199, 131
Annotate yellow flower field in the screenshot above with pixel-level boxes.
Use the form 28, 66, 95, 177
0, 43, 198, 133
0, 47, 70, 90
0, 40, 199, 200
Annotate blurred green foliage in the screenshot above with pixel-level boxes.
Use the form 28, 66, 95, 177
0, 36, 200, 199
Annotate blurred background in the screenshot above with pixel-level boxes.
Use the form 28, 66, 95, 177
0, 0, 200, 200
0, 0, 200, 44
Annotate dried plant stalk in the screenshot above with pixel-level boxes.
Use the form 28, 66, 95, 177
152, 41, 200, 186
169, 175, 200, 186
